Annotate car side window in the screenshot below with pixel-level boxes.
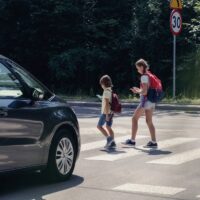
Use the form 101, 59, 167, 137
7, 61, 53, 100
0, 62, 23, 98
12, 65, 45, 94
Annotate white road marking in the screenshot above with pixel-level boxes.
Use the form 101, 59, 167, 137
113, 183, 185, 195
86, 137, 197, 161
80, 127, 185, 135
80, 127, 131, 135
196, 195, 200, 198
148, 148, 200, 165
81, 135, 147, 152
151, 137, 197, 149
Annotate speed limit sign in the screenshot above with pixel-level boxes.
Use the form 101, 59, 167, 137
170, 9, 182, 35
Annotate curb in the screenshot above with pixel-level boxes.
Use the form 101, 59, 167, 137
67, 101, 200, 112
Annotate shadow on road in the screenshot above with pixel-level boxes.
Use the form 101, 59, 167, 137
134, 147, 172, 156
0, 172, 84, 200
100, 148, 126, 154
99, 146, 172, 156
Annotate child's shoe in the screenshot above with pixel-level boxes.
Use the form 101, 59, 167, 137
104, 136, 114, 148
107, 141, 116, 149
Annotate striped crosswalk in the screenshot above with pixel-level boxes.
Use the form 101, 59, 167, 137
85, 137, 198, 162
81, 135, 147, 152
80, 135, 199, 198
76, 110, 200, 200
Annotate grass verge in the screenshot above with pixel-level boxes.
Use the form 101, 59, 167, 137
58, 94, 200, 105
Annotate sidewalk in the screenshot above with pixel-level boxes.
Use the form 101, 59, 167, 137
67, 100, 200, 111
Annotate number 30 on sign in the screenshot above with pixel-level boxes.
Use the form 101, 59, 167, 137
170, 9, 182, 35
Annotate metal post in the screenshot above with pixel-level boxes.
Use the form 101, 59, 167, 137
173, 35, 176, 100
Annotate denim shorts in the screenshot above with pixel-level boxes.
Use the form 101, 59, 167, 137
97, 114, 113, 127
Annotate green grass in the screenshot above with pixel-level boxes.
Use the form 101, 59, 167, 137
58, 94, 200, 105
58, 94, 98, 102
162, 97, 200, 105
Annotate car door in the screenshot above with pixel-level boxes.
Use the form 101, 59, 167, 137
0, 61, 52, 171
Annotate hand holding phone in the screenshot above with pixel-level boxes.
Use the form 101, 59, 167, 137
130, 87, 140, 94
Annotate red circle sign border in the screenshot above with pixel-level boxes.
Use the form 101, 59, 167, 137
170, 9, 182, 36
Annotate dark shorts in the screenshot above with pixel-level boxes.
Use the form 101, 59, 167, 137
97, 114, 113, 127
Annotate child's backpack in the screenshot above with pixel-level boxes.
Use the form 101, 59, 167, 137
145, 71, 164, 103
110, 92, 122, 113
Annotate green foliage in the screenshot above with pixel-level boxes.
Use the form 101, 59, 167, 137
177, 47, 200, 97
0, 0, 199, 97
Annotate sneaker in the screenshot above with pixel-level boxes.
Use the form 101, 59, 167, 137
144, 141, 158, 148
107, 141, 116, 149
104, 136, 114, 148
123, 139, 136, 146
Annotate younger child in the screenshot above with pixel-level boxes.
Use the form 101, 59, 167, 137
97, 75, 116, 149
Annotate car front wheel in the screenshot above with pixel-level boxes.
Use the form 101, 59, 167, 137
46, 130, 77, 181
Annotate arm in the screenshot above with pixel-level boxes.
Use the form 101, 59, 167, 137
140, 83, 148, 95
104, 98, 110, 121
130, 75, 149, 95
130, 85, 147, 95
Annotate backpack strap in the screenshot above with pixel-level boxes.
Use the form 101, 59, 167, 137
145, 71, 162, 90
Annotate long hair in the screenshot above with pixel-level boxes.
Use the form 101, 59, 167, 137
135, 59, 149, 74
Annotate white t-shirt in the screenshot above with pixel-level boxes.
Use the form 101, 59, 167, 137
101, 87, 112, 114
141, 75, 149, 85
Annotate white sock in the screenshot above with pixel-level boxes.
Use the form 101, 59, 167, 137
151, 141, 157, 144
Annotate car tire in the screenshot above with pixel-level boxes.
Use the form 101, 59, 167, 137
45, 129, 77, 181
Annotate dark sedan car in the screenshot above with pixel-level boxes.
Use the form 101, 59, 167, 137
0, 55, 80, 181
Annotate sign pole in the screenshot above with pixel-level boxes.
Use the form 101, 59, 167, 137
173, 35, 176, 100
170, 0, 183, 100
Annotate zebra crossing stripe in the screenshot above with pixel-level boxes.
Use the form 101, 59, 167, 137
147, 148, 200, 165
86, 137, 197, 161
81, 135, 147, 152
86, 146, 140, 161
81, 127, 185, 135
81, 127, 131, 135
197, 195, 200, 198
152, 137, 197, 149
113, 183, 185, 195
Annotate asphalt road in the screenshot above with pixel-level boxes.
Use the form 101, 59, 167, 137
1, 106, 200, 200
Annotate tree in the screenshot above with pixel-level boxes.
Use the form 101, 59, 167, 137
0, 0, 199, 97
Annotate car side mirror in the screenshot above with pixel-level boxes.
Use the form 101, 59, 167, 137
32, 88, 44, 101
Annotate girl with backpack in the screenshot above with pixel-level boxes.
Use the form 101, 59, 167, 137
124, 59, 158, 148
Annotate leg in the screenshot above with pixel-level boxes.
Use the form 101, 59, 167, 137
97, 125, 109, 137
105, 114, 114, 138
106, 125, 114, 138
145, 109, 156, 142
131, 107, 144, 140
97, 114, 108, 137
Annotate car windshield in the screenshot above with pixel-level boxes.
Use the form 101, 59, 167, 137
0, 62, 23, 98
